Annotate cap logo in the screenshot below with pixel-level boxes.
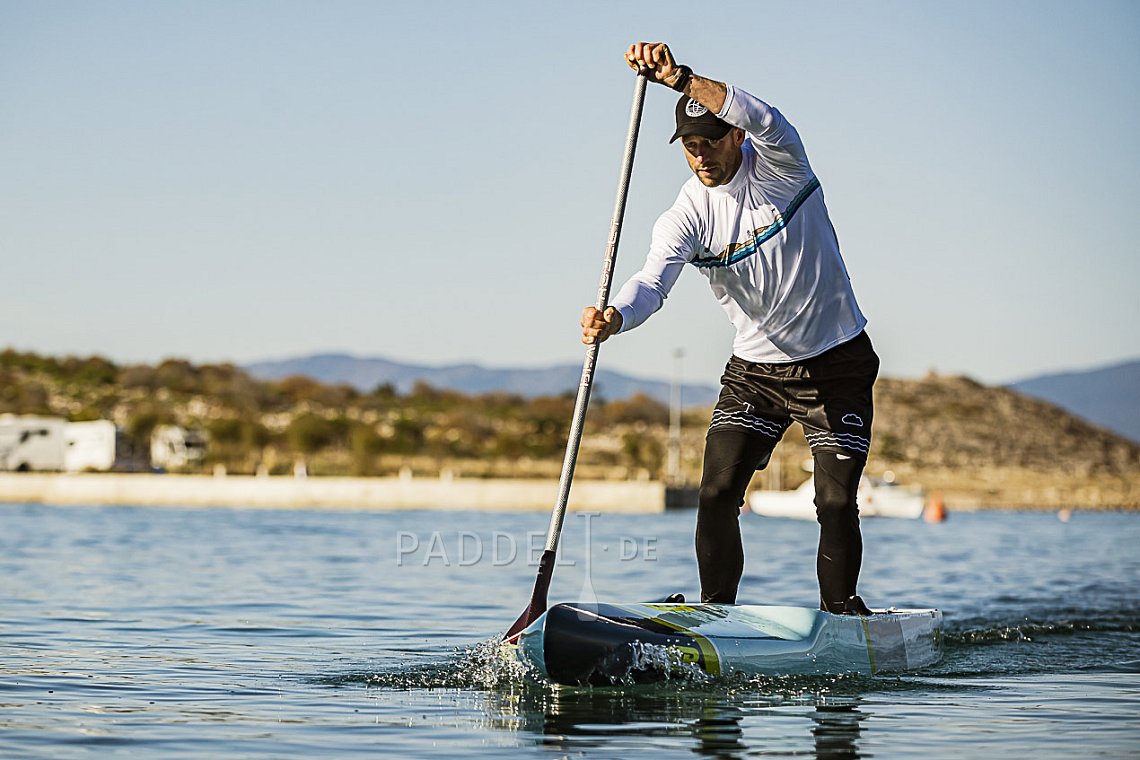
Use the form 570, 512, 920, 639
685, 99, 708, 118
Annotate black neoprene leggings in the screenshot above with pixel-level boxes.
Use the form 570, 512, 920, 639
696, 431, 865, 605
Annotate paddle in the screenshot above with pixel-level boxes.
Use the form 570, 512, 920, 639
504, 73, 648, 643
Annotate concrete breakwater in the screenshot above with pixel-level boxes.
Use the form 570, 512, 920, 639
0, 473, 698, 513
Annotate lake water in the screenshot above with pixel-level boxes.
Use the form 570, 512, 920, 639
1, 502, 1137, 758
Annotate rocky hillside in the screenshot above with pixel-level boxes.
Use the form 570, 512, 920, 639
653, 373, 1140, 510
869, 374, 1139, 508
2, 351, 1137, 509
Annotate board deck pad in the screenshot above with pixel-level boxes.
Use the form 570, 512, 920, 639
514, 602, 942, 685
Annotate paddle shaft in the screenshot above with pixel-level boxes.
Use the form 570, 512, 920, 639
544, 73, 647, 553
504, 74, 646, 641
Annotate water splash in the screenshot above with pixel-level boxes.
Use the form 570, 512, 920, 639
587, 640, 716, 686
320, 638, 543, 690
322, 637, 878, 700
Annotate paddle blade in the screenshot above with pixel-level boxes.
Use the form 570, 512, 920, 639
503, 549, 557, 642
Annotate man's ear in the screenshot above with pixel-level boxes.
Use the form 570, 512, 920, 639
732, 128, 746, 146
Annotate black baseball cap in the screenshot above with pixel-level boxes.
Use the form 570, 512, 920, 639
669, 94, 732, 144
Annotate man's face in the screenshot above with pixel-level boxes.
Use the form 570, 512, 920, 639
680, 128, 745, 187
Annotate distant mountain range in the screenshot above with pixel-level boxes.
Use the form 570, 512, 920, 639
244, 353, 722, 408
1008, 358, 1140, 443
244, 353, 1140, 442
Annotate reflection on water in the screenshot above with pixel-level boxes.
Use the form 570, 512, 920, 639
809, 703, 865, 758
691, 702, 747, 755
480, 681, 868, 758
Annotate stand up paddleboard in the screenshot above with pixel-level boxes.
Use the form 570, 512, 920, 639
512, 602, 942, 686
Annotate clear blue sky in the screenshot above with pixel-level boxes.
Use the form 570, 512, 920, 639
3, 1, 1137, 386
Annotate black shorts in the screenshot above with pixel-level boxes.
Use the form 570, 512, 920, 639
707, 331, 880, 463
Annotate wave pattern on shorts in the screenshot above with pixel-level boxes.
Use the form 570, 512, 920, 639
804, 431, 870, 455
709, 410, 789, 440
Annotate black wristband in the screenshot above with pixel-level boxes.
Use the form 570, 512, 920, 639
670, 65, 693, 92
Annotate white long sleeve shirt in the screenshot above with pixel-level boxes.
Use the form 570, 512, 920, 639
612, 85, 866, 363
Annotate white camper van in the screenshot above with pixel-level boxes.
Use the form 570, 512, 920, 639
64, 420, 121, 472
0, 415, 66, 472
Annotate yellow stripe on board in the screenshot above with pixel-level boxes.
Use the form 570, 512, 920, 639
615, 605, 722, 675
861, 618, 876, 674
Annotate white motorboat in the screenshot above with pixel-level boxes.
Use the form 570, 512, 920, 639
748, 475, 926, 520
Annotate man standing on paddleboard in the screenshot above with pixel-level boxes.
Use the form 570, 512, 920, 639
582, 42, 878, 615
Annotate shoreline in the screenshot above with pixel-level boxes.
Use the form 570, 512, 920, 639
0, 472, 699, 513
1, 472, 1133, 513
